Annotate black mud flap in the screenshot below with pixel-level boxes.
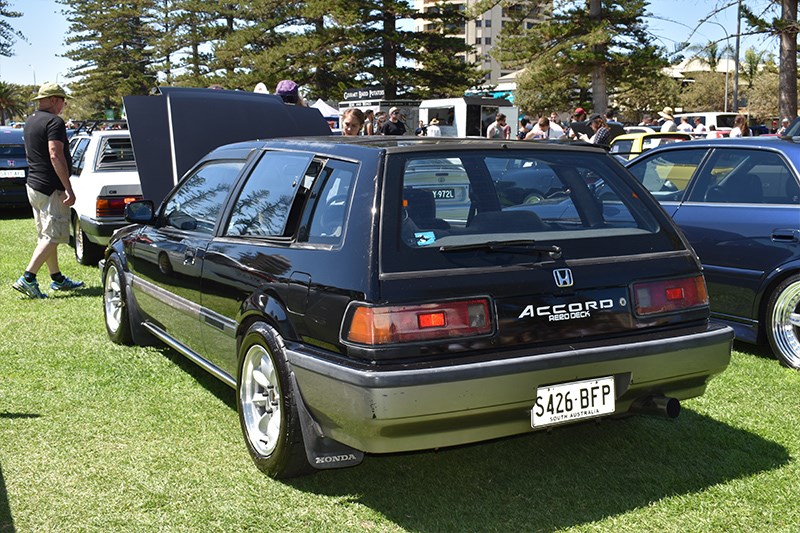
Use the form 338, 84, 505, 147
289, 372, 364, 470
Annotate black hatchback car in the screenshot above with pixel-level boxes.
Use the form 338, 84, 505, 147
102, 137, 733, 478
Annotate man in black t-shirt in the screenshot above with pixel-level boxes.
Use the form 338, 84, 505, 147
12, 82, 83, 299
380, 107, 407, 136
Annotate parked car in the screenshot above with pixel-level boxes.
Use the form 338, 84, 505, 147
0, 127, 29, 210
626, 137, 800, 369
102, 136, 732, 478
610, 132, 694, 161
68, 125, 141, 264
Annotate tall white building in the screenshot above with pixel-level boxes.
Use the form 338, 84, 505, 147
414, 0, 548, 86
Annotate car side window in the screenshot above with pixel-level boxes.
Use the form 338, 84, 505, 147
628, 148, 707, 201
70, 138, 90, 175
688, 149, 799, 205
303, 160, 357, 243
226, 151, 313, 237
163, 161, 244, 234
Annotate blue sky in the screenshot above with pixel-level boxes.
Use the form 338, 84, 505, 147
0, 0, 780, 88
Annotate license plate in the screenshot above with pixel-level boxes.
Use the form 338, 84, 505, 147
532, 376, 615, 428
0, 169, 24, 178
429, 188, 455, 199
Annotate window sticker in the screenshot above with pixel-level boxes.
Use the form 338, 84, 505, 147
414, 232, 437, 246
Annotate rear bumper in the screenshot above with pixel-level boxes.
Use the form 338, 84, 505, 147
287, 322, 733, 454
79, 214, 129, 244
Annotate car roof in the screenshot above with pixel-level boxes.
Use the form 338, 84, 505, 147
626, 136, 800, 158
211, 136, 611, 158
612, 132, 693, 143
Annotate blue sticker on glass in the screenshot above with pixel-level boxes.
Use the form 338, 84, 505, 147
414, 232, 436, 246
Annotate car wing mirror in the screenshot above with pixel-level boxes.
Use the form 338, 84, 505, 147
125, 200, 155, 224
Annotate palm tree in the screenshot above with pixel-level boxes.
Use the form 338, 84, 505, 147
688, 40, 734, 72
742, 47, 767, 88
0, 81, 28, 125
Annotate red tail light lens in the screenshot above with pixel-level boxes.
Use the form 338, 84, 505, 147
345, 298, 492, 345
633, 275, 708, 316
96, 195, 142, 217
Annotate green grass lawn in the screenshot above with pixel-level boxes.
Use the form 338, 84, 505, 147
1, 212, 799, 532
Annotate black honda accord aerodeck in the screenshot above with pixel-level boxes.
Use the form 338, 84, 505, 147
102, 135, 733, 478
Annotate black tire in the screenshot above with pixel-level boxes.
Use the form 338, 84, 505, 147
237, 322, 312, 478
102, 254, 133, 345
74, 217, 103, 265
765, 274, 800, 369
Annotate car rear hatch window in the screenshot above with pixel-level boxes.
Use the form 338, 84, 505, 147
382, 150, 678, 269
96, 137, 137, 171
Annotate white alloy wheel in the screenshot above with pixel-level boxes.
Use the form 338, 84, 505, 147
104, 262, 124, 334
239, 344, 283, 456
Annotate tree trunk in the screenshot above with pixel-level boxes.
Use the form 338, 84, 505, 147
589, 0, 607, 113
382, 9, 397, 99
779, 0, 798, 120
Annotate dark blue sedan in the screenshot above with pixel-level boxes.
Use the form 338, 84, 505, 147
627, 137, 800, 369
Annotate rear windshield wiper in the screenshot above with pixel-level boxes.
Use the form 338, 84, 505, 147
439, 239, 562, 259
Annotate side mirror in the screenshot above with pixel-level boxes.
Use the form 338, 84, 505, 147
125, 200, 155, 224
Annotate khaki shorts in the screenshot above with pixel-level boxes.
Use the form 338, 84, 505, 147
27, 186, 70, 245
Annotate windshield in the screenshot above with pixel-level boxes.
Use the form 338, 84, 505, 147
382, 150, 676, 271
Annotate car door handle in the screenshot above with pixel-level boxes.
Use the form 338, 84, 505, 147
772, 229, 800, 243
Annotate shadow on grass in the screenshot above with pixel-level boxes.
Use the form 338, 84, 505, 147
733, 340, 777, 363
290, 412, 789, 531
149, 345, 789, 530
0, 463, 14, 532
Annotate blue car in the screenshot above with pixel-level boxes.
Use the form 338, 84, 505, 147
626, 137, 800, 369
0, 127, 29, 209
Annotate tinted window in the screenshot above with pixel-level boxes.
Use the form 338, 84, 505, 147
687, 148, 800, 205
390, 151, 663, 254
304, 160, 357, 244
163, 161, 244, 234
627, 148, 708, 201
70, 138, 91, 174
0, 144, 25, 158
610, 139, 633, 155
226, 151, 313, 237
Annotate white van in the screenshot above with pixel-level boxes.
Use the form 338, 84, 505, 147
674, 112, 740, 135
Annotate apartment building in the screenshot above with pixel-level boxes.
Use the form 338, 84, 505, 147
414, 0, 547, 86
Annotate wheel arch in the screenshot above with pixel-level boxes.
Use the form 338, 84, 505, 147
236, 290, 299, 354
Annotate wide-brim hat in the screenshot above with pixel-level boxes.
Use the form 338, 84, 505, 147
429, 118, 440, 125
33, 82, 67, 100
658, 106, 674, 120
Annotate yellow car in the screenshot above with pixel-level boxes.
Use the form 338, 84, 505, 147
610, 132, 694, 161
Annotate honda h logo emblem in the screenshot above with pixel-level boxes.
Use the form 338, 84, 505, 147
553, 268, 573, 288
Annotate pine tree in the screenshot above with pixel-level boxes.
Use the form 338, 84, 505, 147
491, 0, 669, 115
60, 0, 156, 117
0, 0, 23, 57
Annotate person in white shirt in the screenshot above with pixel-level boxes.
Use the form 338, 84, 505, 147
729, 114, 750, 138
426, 118, 442, 137
525, 117, 564, 140
658, 107, 677, 132
676, 117, 694, 133
693, 117, 707, 136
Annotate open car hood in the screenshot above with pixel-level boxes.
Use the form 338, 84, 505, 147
124, 86, 332, 206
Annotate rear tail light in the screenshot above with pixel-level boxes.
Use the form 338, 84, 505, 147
96, 195, 142, 217
345, 298, 492, 345
633, 275, 708, 316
